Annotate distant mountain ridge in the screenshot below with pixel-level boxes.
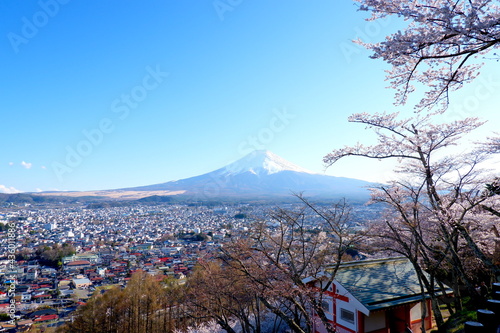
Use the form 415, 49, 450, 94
127, 150, 372, 201
29, 150, 373, 202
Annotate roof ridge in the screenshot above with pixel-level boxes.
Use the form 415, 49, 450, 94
333, 256, 408, 270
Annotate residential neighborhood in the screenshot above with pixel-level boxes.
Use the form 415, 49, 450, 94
0, 200, 384, 331
0, 202, 268, 331
0, 198, 497, 332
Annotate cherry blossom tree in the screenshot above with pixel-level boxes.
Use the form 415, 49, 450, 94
480, 178, 500, 267
324, 111, 500, 328
354, 0, 500, 111
219, 196, 365, 333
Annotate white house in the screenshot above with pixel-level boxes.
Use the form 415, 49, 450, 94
72, 277, 92, 289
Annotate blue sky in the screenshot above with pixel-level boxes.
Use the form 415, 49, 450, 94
1, 1, 499, 193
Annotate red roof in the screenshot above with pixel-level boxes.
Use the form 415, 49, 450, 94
159, 257, 173, 262
34, 314, 58, 322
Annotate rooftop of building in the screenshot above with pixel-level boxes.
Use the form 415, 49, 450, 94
329, 257, 452, 311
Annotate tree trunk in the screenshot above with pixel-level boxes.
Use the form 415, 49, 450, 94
259, 297, 308, 333
413, 263, 445, 328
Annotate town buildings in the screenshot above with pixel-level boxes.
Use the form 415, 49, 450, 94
0, 200, 381, 330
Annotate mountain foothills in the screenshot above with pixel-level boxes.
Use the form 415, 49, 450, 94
25, 150, 372, 203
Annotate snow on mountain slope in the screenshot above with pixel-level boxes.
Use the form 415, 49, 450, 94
216, 150, 314, 176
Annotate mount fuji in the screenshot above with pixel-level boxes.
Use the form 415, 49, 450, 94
126, 150, 372, 201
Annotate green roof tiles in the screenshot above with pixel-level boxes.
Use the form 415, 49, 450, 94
332, 257, 435, 311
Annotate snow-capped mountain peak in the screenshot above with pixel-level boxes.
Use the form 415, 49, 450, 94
124, 150, 371, 200
220, 150, 315, 176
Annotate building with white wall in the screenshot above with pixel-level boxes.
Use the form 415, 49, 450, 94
305, 257, 452, 333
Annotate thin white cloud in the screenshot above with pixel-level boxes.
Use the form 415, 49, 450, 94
35, 188, 43, 192
21, 161, 32, 169
41, 166, 47, 170
8, 162, 14, 166
0, 185, 21, 194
